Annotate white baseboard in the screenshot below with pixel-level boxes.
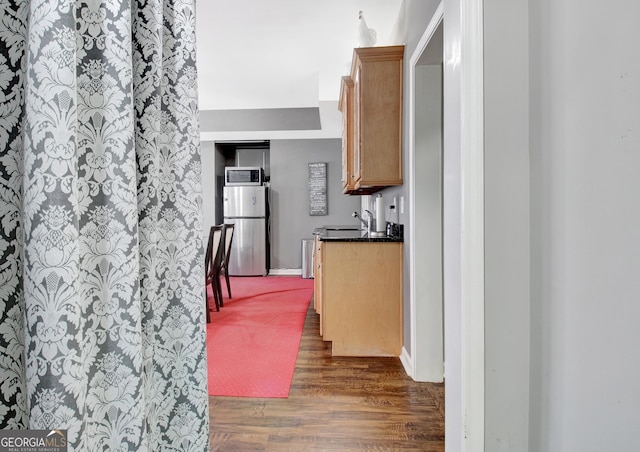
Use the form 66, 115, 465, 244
269, 268, 304, 276
400, 346, 414, 379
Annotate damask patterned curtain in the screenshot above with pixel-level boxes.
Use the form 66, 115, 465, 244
0, 0, 209, 450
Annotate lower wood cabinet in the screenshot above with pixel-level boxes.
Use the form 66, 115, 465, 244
313, 236, 324, 335
316, 240, 402, 356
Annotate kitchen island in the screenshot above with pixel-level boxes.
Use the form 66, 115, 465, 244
313, 227, 403, 356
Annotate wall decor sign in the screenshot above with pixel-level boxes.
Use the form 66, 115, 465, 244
308, 162, 328, 216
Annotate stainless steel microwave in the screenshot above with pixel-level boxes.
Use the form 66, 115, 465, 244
224, 166, 263, 186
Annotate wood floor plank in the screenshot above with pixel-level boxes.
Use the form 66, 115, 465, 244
209, 300, 445, 451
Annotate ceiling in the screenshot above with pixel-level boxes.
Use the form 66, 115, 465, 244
195, 0, 403, 111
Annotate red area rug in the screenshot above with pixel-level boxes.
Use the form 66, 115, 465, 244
206, 276, 314, 398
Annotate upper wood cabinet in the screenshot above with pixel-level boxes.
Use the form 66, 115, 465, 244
338, 76, 356, 193
341, 45, 404, 194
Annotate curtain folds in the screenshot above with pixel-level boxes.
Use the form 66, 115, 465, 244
0, 0, 209, 450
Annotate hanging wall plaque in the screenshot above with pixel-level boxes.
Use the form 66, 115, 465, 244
308, 162, 328, 216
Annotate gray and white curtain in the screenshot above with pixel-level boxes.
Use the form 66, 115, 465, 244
0, 0, 209, 450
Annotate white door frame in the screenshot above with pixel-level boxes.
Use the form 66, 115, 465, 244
406, 3, 444, 382
406, 0, 485, 451
458, 0, 485, 449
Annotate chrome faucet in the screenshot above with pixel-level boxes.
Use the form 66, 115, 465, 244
352, 210, 373, 234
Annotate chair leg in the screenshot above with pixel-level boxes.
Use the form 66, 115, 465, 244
224, 272, 232, 299
217, 275, 224, 307
205, 292, 211, 323
210, 280, 220, 312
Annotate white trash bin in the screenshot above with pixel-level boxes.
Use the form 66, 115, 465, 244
301, 239, 314, 279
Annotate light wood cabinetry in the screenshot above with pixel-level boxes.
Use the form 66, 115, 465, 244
316, 240, 403, 356
339, 76, 356, 193
313, 236, 324, 335
340, 45, 404, 194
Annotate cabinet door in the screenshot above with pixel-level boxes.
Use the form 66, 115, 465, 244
313, 237, 324, 335
352, 63, 362, 187
322, 242, 402, 356
350, 46, 404, 191
339, 76, 355, 192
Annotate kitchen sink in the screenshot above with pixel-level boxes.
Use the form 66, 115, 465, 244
323, 225, 361, 231
323, 229, 365, 238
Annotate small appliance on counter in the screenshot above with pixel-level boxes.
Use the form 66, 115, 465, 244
386, 222, 404, 239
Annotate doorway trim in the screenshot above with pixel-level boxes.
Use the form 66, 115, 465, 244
459, 0, 485, 449
406, 0, 485, 450
406, 2, 444, 382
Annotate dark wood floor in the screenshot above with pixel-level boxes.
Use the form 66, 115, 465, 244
209, 301, 445, 451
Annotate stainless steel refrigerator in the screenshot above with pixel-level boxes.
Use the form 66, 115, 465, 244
222, 185, 269, 276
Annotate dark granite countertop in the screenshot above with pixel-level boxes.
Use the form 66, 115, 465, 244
313, 226, 403, 243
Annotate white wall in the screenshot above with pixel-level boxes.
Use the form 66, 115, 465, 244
413, 63, 444, 382
483, 1, 640, 450
483, 0, 530, 450
528, 1, 640, 450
